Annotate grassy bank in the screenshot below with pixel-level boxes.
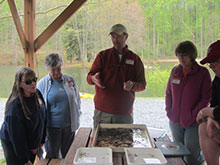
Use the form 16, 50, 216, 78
0, 63, 176, 98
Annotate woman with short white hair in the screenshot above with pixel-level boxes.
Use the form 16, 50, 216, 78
37, 53, 81, 158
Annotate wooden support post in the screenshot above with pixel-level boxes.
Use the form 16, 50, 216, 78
24, 0, 36, 71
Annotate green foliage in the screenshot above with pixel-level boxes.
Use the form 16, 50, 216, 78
63, 24, 81, 62
0, 0, 220, 64
62, 5, 96, 63
146, 65, 171, 97
0, 157, 5, 163
0, 65, 18, 98
138, 0, 220, 59
0, 64, 175, 98
137, 63, 173, 97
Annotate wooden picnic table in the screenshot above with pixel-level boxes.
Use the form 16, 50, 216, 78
36, 127, 186, 165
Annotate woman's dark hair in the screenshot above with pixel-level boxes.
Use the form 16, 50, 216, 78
175, 41, 198, 61
5, 66, 40, 119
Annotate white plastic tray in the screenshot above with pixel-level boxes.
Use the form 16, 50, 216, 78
73, 147, 113, 165
125, 148, 167, 165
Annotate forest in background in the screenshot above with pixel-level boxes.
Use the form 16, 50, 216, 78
0, 0, 219, 66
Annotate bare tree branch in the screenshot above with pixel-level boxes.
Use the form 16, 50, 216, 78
0, 0, 5, 5
0, 4, 67, 20
36, 4, 67, 15
0, 0, 111, 20
179, 14, 195, 40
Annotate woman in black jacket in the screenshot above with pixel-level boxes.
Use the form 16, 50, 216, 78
0, 66, 46, 165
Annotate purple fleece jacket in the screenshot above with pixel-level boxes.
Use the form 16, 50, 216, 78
165, 62, 212, 127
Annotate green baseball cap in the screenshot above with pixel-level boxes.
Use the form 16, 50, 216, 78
109, 24, 128, 35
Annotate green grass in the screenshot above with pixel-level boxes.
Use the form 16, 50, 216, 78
136, 63, 174, 98
0, 64, 176, 98
146, 65, 171, 97
0, 158, 6, 164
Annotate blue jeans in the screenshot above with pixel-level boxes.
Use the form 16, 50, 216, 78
1, 139, 35, 165
45, 126, 75, 158
169, 121, 204, 165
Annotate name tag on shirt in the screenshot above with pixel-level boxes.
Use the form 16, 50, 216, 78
66, 81, 74, 87
172, 78, 180, 84
125, 59, 134, 65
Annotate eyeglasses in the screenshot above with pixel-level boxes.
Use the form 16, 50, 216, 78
208, 59, 220, 67
22, 77, 38, 85
208, 62, 218, 67
176, 53, 188, 58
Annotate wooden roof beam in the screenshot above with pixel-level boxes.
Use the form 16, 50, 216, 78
34, 0, 87, 52
7, 0, 27, 52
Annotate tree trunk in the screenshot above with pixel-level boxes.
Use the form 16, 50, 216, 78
200, 18, 204, 58
153, 9, 156, 58
12, 25, 18, 65
74, 16, 82, 61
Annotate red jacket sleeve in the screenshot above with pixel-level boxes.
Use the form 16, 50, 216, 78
132, 56, 146, 92
87, 52, 103, 85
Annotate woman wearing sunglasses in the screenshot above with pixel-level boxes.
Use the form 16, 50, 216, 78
0, 66, 46, 165
37, 53, 81, 159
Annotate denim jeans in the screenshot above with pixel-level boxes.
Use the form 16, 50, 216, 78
1, 139, 35, 165
45, 126, 75, 158
169, 121, 204, 165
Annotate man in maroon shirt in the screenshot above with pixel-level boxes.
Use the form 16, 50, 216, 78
87, 24, 146, 128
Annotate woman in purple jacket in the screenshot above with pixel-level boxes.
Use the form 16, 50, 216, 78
165, 41, 212, 165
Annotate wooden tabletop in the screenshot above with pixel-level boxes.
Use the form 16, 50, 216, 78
36, 127, 186, 165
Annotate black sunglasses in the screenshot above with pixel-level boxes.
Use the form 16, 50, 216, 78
22, 77, 38, 85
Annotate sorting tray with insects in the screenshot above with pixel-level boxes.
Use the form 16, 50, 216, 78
92, 124, 155, 152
